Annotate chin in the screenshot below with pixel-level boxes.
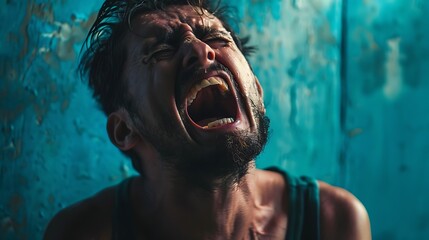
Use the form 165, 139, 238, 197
132, 94, 269, 187
171, 111, 270, 187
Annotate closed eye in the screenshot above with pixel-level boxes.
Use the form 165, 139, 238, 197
204, 34, 232, 49
143, 44, 176, 63
152, 48, 175, 59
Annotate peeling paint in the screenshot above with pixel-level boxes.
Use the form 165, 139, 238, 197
32, 3, 55, 23
292, 0, 304, 10
18, 1, 31, 59
383, 37, 404, 100
1, 0, 428, 239
345, 0, 429, 238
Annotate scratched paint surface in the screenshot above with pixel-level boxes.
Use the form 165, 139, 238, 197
0, 0, 428, 239
343, 0, 429, 239
0, 0, 135, 239
229, 0, 343, 183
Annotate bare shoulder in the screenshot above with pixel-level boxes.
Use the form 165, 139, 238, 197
318, 181, 371, 240
43, 185, 117, 240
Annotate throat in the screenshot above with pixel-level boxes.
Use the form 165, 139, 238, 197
165, 184, 255, 240
134, 168, 260, 240
186, 85, 237, 129
132, 181, 246, 239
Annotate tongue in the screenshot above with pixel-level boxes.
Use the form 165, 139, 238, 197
187, 85, 232, 127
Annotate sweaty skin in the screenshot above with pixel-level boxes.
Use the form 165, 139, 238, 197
44, 5, 371, 240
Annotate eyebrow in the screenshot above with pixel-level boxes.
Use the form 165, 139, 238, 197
194, 25, 230, 39
138, 24, 230, 56
160, 25, 229, 45
138, 28, 175, 55
163, 24, 230, 43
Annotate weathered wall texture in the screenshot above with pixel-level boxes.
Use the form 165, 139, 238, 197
0, 1, 135, 239
232, 0, 343, 184
343, 0, 429, 239
0, 0, 428, 239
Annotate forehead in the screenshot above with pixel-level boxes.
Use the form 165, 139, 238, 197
130, 5, 226, 36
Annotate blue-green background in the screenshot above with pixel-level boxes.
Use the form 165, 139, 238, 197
1, 0, 428, 239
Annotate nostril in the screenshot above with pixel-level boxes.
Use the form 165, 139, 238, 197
207, 50, 215, 61
182, 39, 216, 68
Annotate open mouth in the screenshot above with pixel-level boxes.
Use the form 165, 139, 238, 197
185, 77, 237, 129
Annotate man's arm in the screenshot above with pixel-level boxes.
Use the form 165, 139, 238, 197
319, 182, 371, 240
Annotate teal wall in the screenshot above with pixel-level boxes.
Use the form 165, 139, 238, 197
1, 0, 428, 239
343, 1, 429, 239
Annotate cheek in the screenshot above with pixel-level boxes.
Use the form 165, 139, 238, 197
149, 63, 179, 107
125, 67, 160, 120
220, 48, 260, 96
221, 47, 253, 77
141, 62, 181, 117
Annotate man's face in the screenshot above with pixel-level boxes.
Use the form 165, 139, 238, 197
122, 5, 268, 180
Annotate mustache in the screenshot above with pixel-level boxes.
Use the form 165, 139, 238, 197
181, 62, 234, 83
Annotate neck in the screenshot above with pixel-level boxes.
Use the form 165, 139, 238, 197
134, 156, 258, 240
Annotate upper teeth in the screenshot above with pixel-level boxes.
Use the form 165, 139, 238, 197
187, 77, 229, 106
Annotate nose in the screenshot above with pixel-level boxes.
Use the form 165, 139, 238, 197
181, 37, 215, 69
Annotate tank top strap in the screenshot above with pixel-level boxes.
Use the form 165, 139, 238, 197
111, 177, 136, 240
265, 167, 321, 240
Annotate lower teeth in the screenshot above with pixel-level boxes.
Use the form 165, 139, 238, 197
206, 118, 234, 128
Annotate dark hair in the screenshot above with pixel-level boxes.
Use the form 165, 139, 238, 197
79, 0, 255, 116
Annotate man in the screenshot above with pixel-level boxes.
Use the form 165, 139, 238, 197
45, 0, 371, 239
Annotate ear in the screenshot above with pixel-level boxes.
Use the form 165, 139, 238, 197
254, 77, 266, 113
106, 109, 138, 151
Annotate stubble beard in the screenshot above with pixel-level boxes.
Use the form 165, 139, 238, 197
129, 101, 270, 190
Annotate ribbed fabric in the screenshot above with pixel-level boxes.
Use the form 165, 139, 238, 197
111, 169, 320, 240
266, 167, 321, 240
